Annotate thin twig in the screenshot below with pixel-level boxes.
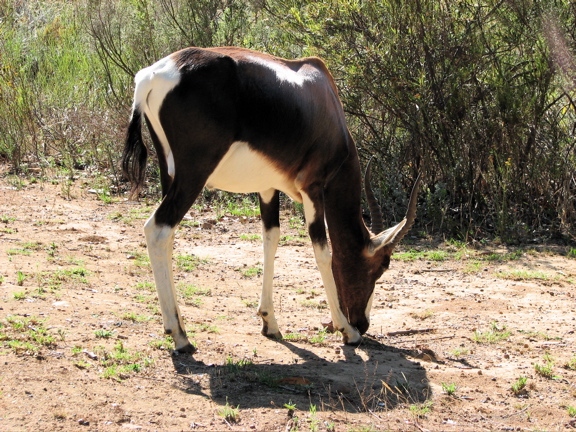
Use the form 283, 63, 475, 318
387, 328, 435, 337
419, 269, 452, 272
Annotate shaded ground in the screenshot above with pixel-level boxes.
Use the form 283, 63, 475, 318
1, 171, 575, 432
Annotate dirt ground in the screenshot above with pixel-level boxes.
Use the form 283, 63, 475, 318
1, 169, 575, 432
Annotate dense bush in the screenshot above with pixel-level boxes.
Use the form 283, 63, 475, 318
0, 0, 574, 242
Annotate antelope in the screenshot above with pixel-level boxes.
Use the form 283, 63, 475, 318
122, 47, 420, 353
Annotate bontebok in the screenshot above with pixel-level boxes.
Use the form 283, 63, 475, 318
122, 47, 420, 353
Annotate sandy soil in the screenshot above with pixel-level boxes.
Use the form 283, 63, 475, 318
1, 171, 575, 432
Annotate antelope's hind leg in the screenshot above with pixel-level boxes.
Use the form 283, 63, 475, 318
257, 189, 282, 339
144, 181, 207, 354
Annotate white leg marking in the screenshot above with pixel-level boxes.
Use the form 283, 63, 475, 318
258, 225, 281, 337
301, 193, 362, 344
144, 214, 191, 351
257, 188, 281, 338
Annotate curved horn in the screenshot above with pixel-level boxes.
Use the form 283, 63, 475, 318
364, 157, 384, 234
389, 172, 422, 249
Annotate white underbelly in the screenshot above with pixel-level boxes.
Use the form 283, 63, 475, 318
206, 142, 301, 201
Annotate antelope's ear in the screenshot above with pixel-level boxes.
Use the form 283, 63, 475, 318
366, 219, 407, 256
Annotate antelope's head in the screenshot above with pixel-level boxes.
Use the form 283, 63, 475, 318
332, 159, 421, 340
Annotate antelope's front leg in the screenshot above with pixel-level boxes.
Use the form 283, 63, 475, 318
301, 190, 362, 345
257, 189, 282, 339
144, 215, 195, 353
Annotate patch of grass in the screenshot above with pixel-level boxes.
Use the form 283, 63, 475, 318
16, 271, 27, 286
409, 400, 433, 419
175, 254, 207, 272
534, 353, 558, 379
109, 208, 151, 226
1, 315, 56, 354
497, 270, 550, 280
282, 329, 328, 345
242, 299, 259, 308
395, 249, 424, 261
94, 329, 114, 339
410, 309, 434, 320
472, 321, 511, 344
179, 219, 200, 228
148, 336, 174, 351
121, 312, 152, 322
564, 357, 576, 370
127, 251, 150, 267
13, 290, 27, 300
193, 323, 219, 333
7, 241, 43, 256
0, 215, 16, 223
511, 376, 528, 395
134, 281, 155, 292
518, 329, 560, 341
567, 406, 576, 417
309, 329, 329, 344
427, 250, 448, 261
441, 382, 457, 396
218, 398, 240, 424
300, 299, 328, 310
39, 267, 89, 290
238, 264, 263, 278
282, 332, 308, 342
449, 347, 469, 357
480, 250, 524, 262
226, 355, 254, 374
567, 248, 576, 259
178, 283, 211, 298
98, 342, 153, 380
227, 197, 260, 218
464, 261, 483, 273
240, 233, 261, 241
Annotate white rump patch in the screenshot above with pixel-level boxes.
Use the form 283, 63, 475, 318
247, 55, 315, 87
133, 56, 181, 178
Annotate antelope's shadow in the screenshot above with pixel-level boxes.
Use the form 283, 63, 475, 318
170, 337, 432, 412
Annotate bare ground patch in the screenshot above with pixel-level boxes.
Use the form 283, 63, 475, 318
1, 175, 575, 431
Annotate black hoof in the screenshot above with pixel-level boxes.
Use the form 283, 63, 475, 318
174, 343, 197, 355
262, 330, 283, 340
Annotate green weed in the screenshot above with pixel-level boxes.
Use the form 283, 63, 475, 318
564, 357, 576, 370
472, 321, 511, 344
13, 290, 26, 300
534, 354, 558, 379
497, 270, 550, 280
511, 376, 528, 395
94, 329, 114, 339
240, 233, 261, 240
238, 265, 263, 278
218, 399, 240, 424
441, 382, 457, 396
409, 400, 433, 418
99, 342, 153, 380
175, 254, 207, 272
